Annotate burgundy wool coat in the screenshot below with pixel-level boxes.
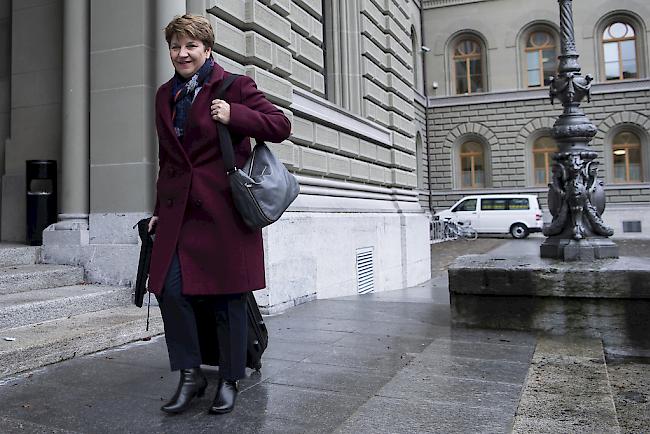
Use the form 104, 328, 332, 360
148, 62, 291, 296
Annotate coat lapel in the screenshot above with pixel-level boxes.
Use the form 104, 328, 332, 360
158, 61, 227, 164
157, 79, 191, 164
186, 62, 226, 160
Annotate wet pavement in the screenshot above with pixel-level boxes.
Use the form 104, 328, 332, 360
0, 237, 647, 433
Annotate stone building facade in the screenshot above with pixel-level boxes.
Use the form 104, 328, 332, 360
421, 0, 650, 236
0, 0, 431, 313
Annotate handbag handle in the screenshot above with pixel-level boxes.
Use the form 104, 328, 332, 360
213, 73, 240, 174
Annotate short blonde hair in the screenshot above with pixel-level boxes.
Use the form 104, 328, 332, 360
164, 14, 214, 49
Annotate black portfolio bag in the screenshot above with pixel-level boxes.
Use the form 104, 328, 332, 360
195, 292, 269, 371
134, 218, 154, 308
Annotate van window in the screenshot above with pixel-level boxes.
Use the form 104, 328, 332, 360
481, 198, 530, 211
453, 199, 477, 212
481, 199, 507, 210
508, 198, 530, 210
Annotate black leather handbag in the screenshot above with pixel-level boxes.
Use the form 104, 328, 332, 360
214, 75, 299, 229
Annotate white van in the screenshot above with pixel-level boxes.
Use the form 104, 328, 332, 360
435, 194, 543, 239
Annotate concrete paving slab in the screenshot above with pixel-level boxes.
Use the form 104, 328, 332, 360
260, 338, 326, 362
157, 412, 328, 434
342, 319, 451, 339
335, 396, 513, 434
375, 367, 522, 408
285, 298, 450, 326
336, 274, 450, 304
267, 360, 392, 397
86, 336, 171, 369
512, 415, 618, 434
423, 338, 535, 364
301, 345, 416, 375
512, 336, 620, 433
268, 327, 353, 345
333, 332, 435, 353
0, 381, 165, 434
0, 416, 75, 433
7, 356, 173, 400
607, 356, 650, 433
432, 326, 538, 347
264, 316, 364, 333
407, 353, 530, 385
235, 383, 367, 433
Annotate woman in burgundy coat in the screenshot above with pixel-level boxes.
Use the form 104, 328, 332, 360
148, 14, 291, 415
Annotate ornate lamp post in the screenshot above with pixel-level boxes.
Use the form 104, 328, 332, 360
540, 0, 619, 261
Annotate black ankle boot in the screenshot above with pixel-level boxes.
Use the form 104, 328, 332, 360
208, 379, 239, 414
161, 368, 208, 414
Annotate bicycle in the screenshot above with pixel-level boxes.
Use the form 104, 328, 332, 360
443, 218, 478, 240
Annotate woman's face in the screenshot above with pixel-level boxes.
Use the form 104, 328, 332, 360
169, 33, 211, 78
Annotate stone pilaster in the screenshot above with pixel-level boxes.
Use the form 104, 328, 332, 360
156, 0, 186, 87
45, 0, 90, 246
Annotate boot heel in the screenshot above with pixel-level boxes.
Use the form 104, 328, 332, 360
160, 368, 207, 414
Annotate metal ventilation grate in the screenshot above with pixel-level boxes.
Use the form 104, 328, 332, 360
623, 221, 642, 233
356, 247, 375, 294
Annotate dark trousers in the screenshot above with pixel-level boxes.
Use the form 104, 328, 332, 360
157, 253, 248, 380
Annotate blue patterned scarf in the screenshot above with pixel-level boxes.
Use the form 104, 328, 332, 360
171, 57, 214, 141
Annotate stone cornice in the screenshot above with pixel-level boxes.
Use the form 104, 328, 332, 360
427, 79, 650, 108
428, 183, 650, 197
422, 0, 493, 9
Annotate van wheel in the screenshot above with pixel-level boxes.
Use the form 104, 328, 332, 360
510, 223, 529, 239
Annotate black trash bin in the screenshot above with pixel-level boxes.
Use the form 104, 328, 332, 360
26, 160, 58, 246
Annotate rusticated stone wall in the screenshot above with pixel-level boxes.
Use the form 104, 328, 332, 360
207, 0, 420, 189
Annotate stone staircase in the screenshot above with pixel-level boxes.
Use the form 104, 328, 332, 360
511, 335, 650, 433
0, 245, 162, 379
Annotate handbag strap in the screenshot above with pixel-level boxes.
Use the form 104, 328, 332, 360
213, 73, 240, 174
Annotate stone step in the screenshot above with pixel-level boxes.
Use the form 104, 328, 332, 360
511, 336, 621, 433
0, 246, 39, 267
0, 305, 163, 379
0, 264, 84, 295
0, 285, 132, 330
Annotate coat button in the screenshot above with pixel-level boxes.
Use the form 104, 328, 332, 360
194, 199, 202, 207
167, 198, 174, 207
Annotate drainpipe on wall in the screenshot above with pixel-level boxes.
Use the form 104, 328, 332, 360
420, 7, 434, 215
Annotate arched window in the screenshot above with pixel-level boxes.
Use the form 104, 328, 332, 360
415, 133, 424, 189
453, 38, 484, 94
602, 21, 638, 80
525, 31, 557, 87
532, 136, 558, 185
411, 26, 421, 92
612, 131, 642, 182
460, 141, 485, 188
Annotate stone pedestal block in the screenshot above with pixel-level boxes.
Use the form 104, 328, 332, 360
449, 254, 650, 354
540, 237, 619, 261
42, 226, 89, 246
449, 254, 650, 298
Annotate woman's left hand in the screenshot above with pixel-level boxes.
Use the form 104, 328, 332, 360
211, 99, 231, 125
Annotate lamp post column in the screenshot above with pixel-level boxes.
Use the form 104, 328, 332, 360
539, 0, 619, 261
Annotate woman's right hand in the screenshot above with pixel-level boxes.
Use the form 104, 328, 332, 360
148, 216, 159, 234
